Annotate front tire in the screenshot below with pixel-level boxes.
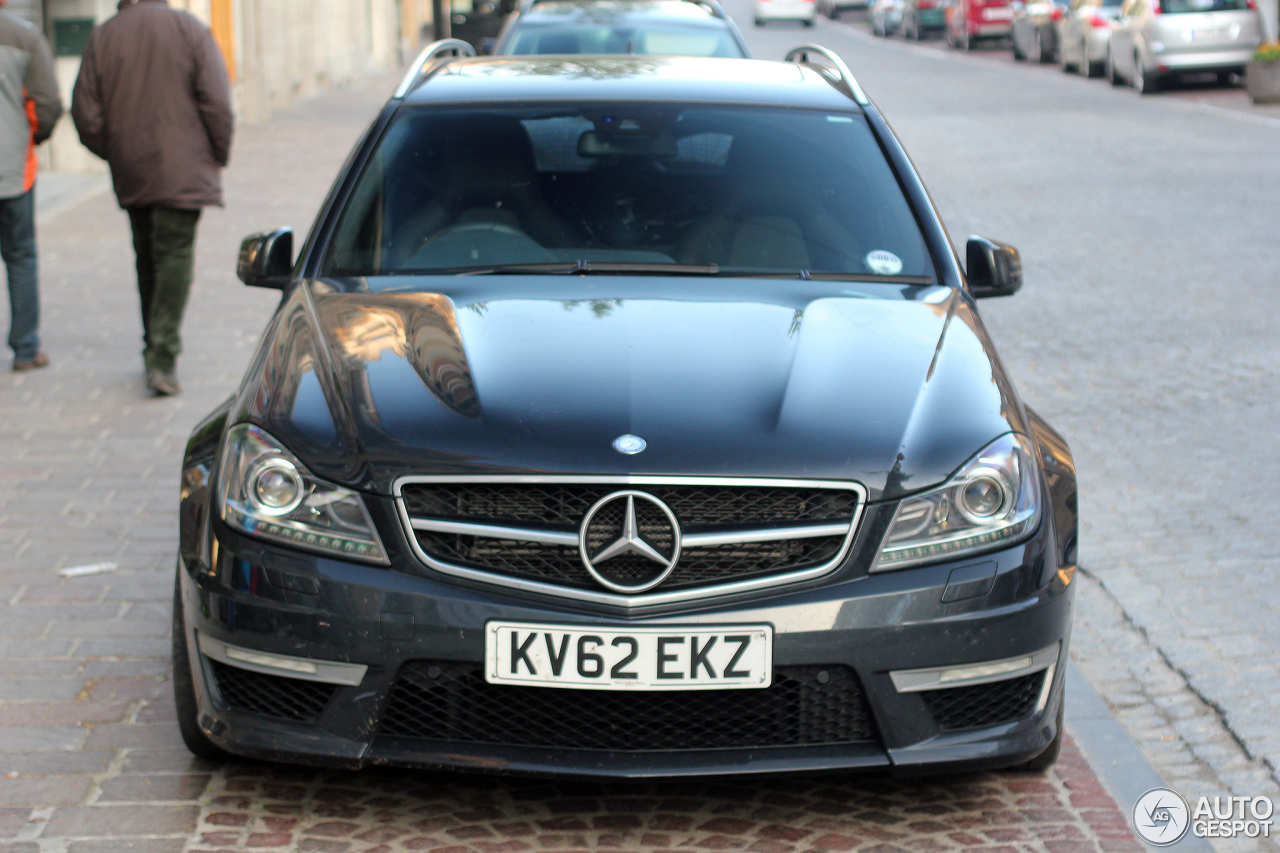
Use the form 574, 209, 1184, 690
172, 571, 232, 762
1107, 49, 1123, 85
1135, 54, 1159, 93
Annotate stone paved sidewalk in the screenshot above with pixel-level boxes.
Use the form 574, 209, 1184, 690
182, 738, 1134, 853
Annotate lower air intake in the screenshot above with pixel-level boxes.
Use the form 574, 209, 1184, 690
380, 661, 879, 750
209, 659, 337, 724
920, 671, 1045, 732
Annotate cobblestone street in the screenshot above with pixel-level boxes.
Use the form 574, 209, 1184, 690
1, 8, 1278, 851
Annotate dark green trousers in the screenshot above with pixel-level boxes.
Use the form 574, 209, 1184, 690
127, 207, 201, 374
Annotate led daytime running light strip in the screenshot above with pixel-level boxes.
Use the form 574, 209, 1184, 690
226, 506, 384, 561
876, 518, 1028, 569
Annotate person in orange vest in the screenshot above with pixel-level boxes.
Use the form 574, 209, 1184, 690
0, 0, 61, 372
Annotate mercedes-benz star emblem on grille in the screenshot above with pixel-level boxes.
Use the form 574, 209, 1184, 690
579, 491, 681, 593
612, 434, 647, 455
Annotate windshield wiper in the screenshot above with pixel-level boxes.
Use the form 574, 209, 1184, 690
722, 270, 935, 284
403, 262, 932, 284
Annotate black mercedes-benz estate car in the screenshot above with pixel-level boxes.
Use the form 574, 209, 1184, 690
173, 42, 1078, 777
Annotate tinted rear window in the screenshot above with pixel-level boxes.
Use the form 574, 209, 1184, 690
325, 105, 933, 279
1161, 0, 1249, 12
505, 22, 744, 56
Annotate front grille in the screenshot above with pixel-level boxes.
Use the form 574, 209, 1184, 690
403, 484, 856, 526
209, 659, 337, 724
379, 661, 879, 750
415, 532, 848, 591
401, 482, 858, 592
920, 671, 1045, 732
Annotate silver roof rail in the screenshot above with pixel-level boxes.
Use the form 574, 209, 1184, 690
393, 39, 477, 100
784, 45, 869, 106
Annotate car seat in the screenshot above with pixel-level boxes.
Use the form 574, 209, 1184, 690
388, 115, 579, 266
677, 136, 864, 271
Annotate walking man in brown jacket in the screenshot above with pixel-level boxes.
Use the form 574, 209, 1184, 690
71, 0, 234, 396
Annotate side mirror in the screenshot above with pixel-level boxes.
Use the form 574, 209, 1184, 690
965, 236, 1022, 298
237, 228, 293, 290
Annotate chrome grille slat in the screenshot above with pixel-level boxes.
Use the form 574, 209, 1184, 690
393, 476, 866, 608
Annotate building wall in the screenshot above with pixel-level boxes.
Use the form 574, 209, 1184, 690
41, 0, 418, 172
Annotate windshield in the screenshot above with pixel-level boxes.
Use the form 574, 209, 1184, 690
1160, 0, 1248, 10
324, 105, 933, 279
502, 22, 744, 55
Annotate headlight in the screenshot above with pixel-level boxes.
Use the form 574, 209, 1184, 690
218, 423, 388, 564
873, 433, 1040, 572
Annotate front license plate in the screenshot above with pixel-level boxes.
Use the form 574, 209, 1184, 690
485, 622, 773, 690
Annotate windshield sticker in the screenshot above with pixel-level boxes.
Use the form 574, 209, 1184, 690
866, 250, 903, 276
827, 115, 855, 123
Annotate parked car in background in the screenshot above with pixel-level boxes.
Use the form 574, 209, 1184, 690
901, 0, 948, 38
1106, 0, 1262, 92
1056, 0, 1122, 75
818, 0, 871, 19
756, 0, 817, 25
1010, 0, 1070, 60
494, 0, 751, 55
870, 0, 907, 33
946, 0, 1015, 47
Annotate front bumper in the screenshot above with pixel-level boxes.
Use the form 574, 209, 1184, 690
178, 508, 1074, 777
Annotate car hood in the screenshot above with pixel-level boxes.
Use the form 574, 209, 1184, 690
237, 278, 1026, 501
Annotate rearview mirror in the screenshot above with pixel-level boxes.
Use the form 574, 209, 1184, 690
965, 236, 1022, 298
577, 131, 677, 158
237, 228, 293, 290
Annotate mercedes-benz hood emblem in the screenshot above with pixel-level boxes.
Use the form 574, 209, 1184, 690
612, 434, 647, 455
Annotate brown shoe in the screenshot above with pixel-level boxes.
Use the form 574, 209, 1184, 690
146, 369, 182, 396
12, 351, 49, 372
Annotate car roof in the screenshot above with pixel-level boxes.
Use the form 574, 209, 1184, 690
402, 56, 863, 110
519, 0, 727, 22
